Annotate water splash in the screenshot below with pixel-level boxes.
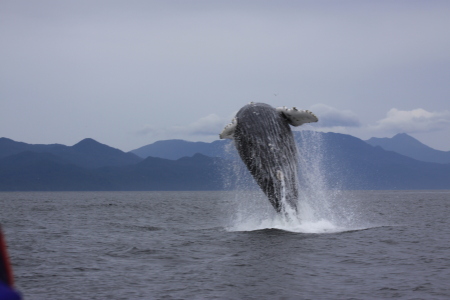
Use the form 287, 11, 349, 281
225, 130, 362, 234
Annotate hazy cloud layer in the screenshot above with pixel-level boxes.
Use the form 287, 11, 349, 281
138, 105, 450, 142
170, 114, 228, 137
1, 1, 449, 150
138, 114, 230, 139
309, 104, 361, 128
371, 108, 450, 134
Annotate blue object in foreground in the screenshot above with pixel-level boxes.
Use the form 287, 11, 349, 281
0, 283, 21, 300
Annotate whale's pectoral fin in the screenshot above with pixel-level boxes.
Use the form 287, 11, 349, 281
219, 117, 238, 139
276, 106, 318, 127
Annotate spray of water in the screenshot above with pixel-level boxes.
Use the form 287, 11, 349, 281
225, 130, 361, 234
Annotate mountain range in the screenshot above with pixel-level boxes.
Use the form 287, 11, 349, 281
0, 132, 449, 191
130, 132, 450, 165
365, 133, 450, 164
0, 137, 142, 168
131, 139, 228, 160
0, 137, 225, 191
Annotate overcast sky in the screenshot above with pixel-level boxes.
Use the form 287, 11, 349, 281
1, 0, 450, 151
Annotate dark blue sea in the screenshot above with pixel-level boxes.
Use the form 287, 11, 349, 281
1, 190, 450, 299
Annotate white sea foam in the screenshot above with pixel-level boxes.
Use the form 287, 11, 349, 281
226, 130, 362, 234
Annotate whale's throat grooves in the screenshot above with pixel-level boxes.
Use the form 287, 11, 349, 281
233, 103, 299, 212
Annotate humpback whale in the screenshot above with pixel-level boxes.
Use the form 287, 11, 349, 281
220, 102, 318, 213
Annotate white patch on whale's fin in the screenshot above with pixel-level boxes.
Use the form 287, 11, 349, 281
219, 117, 237, 139
276, 106, 319, 127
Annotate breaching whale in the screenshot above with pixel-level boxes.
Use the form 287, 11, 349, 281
220, 102, 318, 213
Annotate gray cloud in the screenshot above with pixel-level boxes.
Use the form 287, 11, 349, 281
170, 114, 228, 137
309, 104, 361, 128
137, 113, 230, 140
370, 108, 450, 134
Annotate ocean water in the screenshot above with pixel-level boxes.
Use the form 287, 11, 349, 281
1, 190, 450, 300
